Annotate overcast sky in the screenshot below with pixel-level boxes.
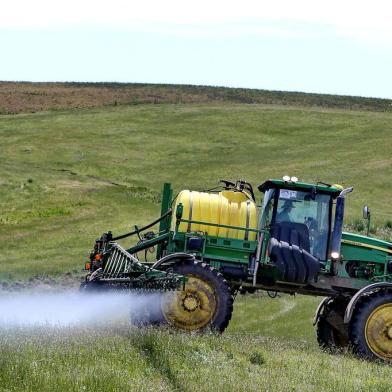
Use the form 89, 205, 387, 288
1, 0, 392, 98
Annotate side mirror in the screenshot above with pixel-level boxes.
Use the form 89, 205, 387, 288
363, 205, 370, 220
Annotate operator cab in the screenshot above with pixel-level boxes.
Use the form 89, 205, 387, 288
258, 178, 342, 284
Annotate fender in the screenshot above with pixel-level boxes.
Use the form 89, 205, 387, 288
313, 297, 332, 326
343, 282, 392, 324
152, 252, 196, 270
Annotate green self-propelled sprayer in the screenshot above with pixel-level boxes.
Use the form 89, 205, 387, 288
82, 177, 392, 362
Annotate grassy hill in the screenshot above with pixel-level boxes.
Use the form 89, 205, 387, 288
0, 101, 391, 281
1, 84, 392, 391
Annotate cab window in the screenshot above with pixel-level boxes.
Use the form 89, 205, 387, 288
275, 189, 331, 261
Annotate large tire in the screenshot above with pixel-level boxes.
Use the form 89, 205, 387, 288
349, 291, 392, 362
161, 260, 233, 332
316, 296, 349, 352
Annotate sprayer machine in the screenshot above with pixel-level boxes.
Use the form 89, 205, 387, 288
82, 177, 392, 362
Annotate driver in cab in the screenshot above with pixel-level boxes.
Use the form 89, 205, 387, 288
277, 200, 294, 222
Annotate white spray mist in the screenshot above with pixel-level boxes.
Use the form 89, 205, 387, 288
0, 290, 164, 328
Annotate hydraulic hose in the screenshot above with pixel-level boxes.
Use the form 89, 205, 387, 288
112, 209, 172, 241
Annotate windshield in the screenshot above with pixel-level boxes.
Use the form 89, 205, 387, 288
275, 189, 331, 260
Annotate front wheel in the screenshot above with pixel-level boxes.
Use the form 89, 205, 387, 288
349, 291, 392, 362
161, 261, 233, 332
316, 296, 349, 352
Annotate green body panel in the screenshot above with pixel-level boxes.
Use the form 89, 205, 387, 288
168, 231, 257, 264
342, 232, 392, 260
338, 232, 392, 282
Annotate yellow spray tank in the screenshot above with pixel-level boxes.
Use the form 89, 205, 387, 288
172, 188, 258, 241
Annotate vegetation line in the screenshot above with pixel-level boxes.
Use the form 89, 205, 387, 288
1, 81, 392, 114
2, 162, 123, 187
54, 168, 122, 187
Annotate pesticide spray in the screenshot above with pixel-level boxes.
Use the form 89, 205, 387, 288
0, 290, 164, 328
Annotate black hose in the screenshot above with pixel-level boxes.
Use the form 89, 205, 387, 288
112, 208, 172, 241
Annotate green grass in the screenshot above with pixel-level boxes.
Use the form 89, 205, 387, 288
1, 295, 392, 392
1, 101, 392, 391
1, 103, 391, 280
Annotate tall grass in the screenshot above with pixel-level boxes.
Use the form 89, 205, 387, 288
1, 295, 392, 392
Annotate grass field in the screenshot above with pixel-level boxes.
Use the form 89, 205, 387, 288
0, 102, 391, 281
1, 294, 392, 392
1, 85, 392, 391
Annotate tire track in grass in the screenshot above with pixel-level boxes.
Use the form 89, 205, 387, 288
130, 331, 184, 392
263, 297, 297, 322
230, 296, 298, 333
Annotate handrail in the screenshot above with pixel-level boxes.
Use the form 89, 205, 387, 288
179, 218, 262, 233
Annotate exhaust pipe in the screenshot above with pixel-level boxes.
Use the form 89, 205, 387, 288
330, 187, 353, 270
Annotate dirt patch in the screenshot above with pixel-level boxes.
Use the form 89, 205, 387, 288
0, 274, 82, 293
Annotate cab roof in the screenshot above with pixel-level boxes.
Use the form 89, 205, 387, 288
258, 179, 343, 197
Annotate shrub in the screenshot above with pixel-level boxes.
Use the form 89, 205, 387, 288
249, 351, 265, 365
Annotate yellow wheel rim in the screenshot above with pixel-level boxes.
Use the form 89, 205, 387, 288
365, 303, 392, 360
162, 274, 217, 331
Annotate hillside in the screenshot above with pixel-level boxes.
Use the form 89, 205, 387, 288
1, 102, 391, 281
1, 85, 392, 390
1, 81, 392, 114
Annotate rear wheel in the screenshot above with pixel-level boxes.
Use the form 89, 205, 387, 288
316, 297, 349, 352
162, 261, 233, 332
349, 292, 392, 362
